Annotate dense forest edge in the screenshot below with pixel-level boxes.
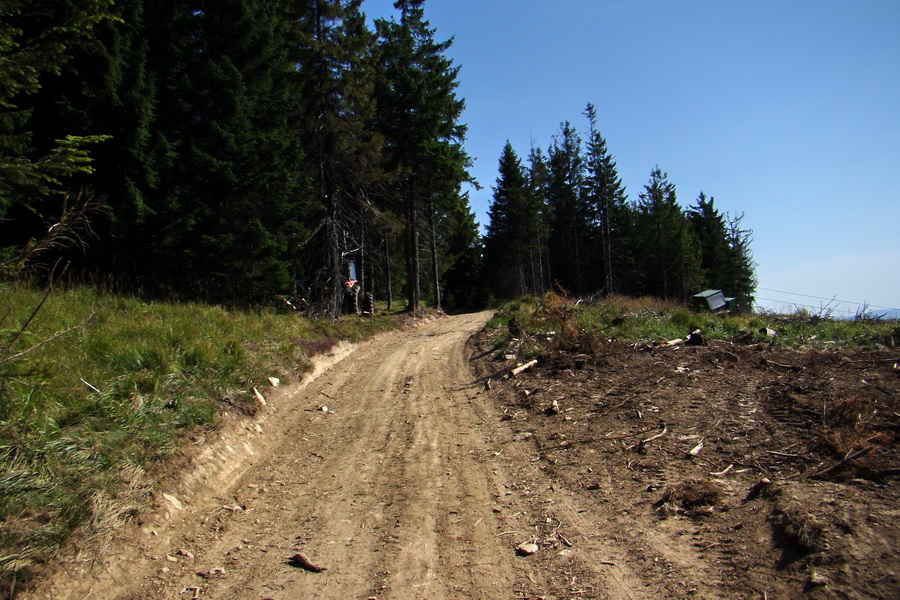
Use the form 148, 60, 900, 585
2, 0, 754, 314
2, 0, 896, 594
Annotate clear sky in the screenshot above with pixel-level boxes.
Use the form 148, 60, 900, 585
364, 0, 900, 316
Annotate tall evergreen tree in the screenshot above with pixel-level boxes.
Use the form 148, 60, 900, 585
430, 189, 481, 309
724, 211, 756, 310
525, 145, 551, 294
582, 103, 631, 295
289, 0, 381, 317
687, 193, 756, 308
687, 192, 729, 289
153, 1, 307, 300
483, 141, 529, 298
484, 106, 756, 308
545, 121, 588, 294
635, 167, 701, 301
24, 0, 309, 300
24, 0, 169, 281
373, 0, 471, 312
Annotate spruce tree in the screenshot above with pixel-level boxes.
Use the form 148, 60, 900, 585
724, 212, 756, 310
635, 167, 702, 301
687, 192, 729, 290
149, 1, 307, 301
430, 190, 482, 309
23, 0, 163, 280
373, 0, 471, 312
545, 121, 587, 295
483, 141, 529, 298
582, 103, 630, 295
525, 145, 551, 294
288, 0, 381, 317
23, 0, 309, 299
687, 193, 756, 308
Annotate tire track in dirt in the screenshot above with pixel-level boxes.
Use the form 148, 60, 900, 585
27, 312, 691, 600
25, 312, 533, 600
155, 311, 520, 600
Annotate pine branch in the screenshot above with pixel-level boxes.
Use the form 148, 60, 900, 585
0, 312, 94, 367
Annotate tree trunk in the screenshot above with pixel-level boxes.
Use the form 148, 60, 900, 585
406, 188, 420, 312
428, 205, 441, 311
602, 200, 614, 294
327, 210, 341, 319
573, 212, 583, 296
359, 224, 367, 296
383, 230, 393, 310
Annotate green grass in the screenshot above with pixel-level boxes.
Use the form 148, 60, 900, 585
486, 293, 898, 357
0, 282, 401, 587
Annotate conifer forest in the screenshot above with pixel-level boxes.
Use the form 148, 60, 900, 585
1, 0, 755, 313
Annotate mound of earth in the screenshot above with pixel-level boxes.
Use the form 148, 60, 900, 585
469, 329, 899, 599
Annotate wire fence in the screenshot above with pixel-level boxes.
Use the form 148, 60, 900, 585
754, 287, 899, 318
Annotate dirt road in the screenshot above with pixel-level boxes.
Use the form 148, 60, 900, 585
26, 311, 648, 599
27, 312, 897, 599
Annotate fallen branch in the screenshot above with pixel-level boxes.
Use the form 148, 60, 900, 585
603, 427, 656, 440
0, 313, 94, 367
511, 359, 538, 377
627, 424, 669, 451
710, 464, 734, 476
1, 262, 68, 356
80, 378, 102, 394
765, 360, 804, 372
869, 468, 900, 480
812, 445, 874, 478
538, 428, 656, 453
538, 440, 573, 453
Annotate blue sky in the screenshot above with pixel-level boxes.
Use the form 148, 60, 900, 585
365, 0, 900, 316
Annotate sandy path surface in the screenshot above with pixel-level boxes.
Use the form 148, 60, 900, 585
22, 311, 900, 600
28, 312, 651, 600
23, 311, 899, 600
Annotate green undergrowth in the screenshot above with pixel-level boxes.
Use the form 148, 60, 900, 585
0, 282, 400, 588
487, 293, 899, 357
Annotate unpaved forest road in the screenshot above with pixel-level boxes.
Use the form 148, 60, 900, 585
25, 311, 648, 600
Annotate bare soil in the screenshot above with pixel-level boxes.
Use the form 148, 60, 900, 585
19, 312, 900, 599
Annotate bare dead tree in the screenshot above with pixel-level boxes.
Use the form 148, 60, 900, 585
1, 189, 105, 276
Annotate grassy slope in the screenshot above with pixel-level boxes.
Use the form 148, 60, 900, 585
0, 283, 400, 584
486, 293, 899, 359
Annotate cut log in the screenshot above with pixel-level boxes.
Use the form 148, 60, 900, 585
511, 359, 538, 377
710, 464, 733, 476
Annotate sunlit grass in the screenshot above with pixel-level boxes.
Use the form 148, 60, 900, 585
0, 281, 400, 587
486, 292, 898, 354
